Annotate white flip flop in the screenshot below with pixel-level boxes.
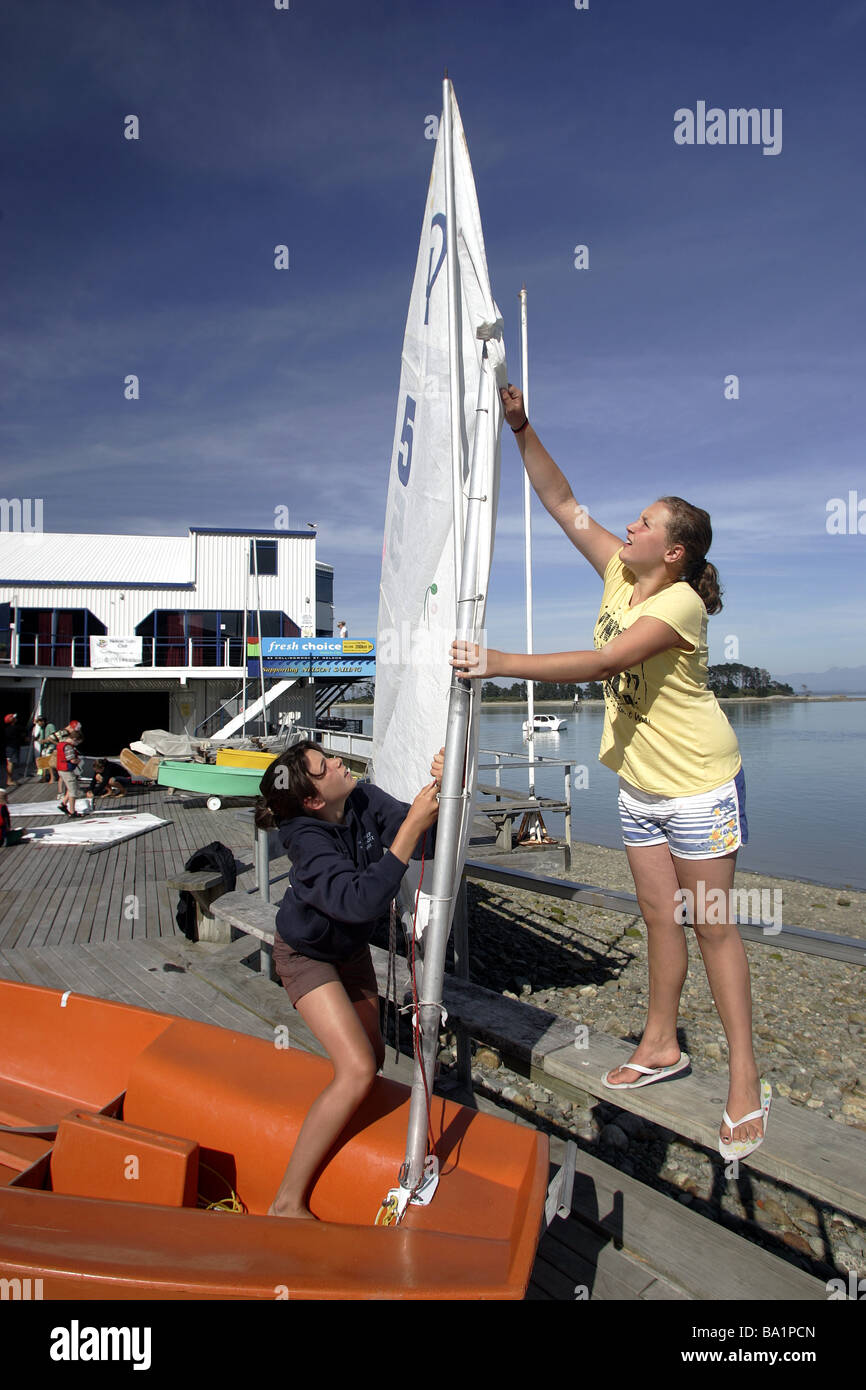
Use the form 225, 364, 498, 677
719, 1079, 772, 1161
601, 1052, 690, 1090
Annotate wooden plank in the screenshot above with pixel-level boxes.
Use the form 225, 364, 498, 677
92, 842, 120, 943
16, 848, 84, 949
0, 840, 72, 946
87, 941, 266, 1032
544, 1138, 827, 1301
0, 948, 31, 983
104, 838, 130, 943
73, 836, 113, 944
542, 1036, 866, 1224
118, 828, 138, 941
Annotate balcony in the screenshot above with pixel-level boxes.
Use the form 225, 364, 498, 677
6, 635, 249, 674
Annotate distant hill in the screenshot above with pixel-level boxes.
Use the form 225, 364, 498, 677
778, 666, 866, 694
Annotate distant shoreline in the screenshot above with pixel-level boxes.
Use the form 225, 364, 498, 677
336, 695, 866, 709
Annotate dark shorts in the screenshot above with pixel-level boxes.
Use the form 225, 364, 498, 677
272, 935, 379, 1009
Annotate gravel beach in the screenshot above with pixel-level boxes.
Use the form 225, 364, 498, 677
442, 839, 866, 1281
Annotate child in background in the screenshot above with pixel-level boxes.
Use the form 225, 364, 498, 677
56, 731, 85, 817
88, 759, 131, 801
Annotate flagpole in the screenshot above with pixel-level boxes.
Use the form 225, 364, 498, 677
520, 286, 535, 794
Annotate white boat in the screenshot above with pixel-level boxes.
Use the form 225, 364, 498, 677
523, 713, 567, 733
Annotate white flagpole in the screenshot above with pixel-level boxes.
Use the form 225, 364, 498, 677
520, 286, 535, 794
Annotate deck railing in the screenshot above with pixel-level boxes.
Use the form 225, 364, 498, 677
10, 634, 249, 670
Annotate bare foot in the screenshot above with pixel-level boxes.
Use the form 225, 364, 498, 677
606, 1042, 683, 1087
720, 1074, 763, 1145
267, 1201, 317, 1220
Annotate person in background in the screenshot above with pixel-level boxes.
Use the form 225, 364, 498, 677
56, 730, 85, 817
337, 620, 348, 640
87, 759, 132, 802
0, 789, 10, 846
38, 715, 58, 782
4, 714, 19, 786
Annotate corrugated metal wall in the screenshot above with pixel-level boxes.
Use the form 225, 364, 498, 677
0, 533, 317, 632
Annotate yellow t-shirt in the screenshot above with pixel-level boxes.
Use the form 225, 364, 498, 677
593, 553, 740, 795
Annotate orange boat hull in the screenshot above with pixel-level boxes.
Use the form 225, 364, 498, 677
0, 982, 548, 1299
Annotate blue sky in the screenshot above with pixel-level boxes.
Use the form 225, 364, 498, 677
2, 0, 865, 678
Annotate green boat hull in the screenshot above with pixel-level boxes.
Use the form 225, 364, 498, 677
157, 760, 264, 799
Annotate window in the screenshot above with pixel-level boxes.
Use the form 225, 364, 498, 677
316, 568, 334, 605
251, 539, 277, 577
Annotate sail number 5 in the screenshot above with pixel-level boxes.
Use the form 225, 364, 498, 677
397, 395, 416, 486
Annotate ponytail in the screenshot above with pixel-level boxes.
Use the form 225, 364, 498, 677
658, 496, 723, 615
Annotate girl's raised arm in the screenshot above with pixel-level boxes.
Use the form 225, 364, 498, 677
501, 385, 622, 579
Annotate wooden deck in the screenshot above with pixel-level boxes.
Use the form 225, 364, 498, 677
0, 777, 832, 1301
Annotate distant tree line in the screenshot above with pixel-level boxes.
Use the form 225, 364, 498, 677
705, 663, 793, 697
342, 664, 794, 704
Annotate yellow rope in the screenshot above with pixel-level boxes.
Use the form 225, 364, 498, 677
197, 1160, 247, 1214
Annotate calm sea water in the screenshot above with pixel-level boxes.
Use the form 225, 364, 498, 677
337, 700, 866, 890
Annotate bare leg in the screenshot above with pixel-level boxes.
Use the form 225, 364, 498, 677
674, 853, 762, 1145
268, 982, 384, 1219
606, 842, 688, 1084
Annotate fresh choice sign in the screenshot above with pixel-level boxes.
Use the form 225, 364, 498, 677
252, 637, 375, 678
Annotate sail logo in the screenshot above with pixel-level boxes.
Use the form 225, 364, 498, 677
674, 103, 782, 156
424, 213, 446, 326
396, 396, 416, 486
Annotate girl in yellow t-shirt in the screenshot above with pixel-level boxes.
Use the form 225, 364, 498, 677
450, 385, 770, 1162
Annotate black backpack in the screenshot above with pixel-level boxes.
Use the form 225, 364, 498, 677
175, 841, 238, 941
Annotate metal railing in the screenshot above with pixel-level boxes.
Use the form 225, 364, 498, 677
10, 634, 249, 670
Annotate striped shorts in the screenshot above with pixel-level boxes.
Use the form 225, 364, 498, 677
617, 767, 748, 859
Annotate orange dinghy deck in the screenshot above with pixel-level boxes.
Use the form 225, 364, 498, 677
0, 982, 548, 1299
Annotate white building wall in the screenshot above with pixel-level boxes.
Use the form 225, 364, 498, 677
0, 530, 317, 634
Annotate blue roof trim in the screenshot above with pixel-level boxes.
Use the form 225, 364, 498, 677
189, 528, 316, 538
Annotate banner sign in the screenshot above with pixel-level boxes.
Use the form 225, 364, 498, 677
249, 636, 376, 678
90, 636, 143, 668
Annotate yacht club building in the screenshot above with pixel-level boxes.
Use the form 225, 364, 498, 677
0, 527, 337, 753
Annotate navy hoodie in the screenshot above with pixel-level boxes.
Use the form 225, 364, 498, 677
275, 781, 436, 962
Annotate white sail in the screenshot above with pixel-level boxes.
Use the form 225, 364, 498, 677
372, 82, 506, 937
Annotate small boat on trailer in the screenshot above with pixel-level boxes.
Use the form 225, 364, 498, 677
0, 981, 548, 1299
156, 759, 265, 810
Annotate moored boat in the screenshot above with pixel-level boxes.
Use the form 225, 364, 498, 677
0, 981, 548, 1299
522, 713, 567, 733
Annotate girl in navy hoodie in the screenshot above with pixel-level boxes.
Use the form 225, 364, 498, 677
255, 739, 442, 1220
